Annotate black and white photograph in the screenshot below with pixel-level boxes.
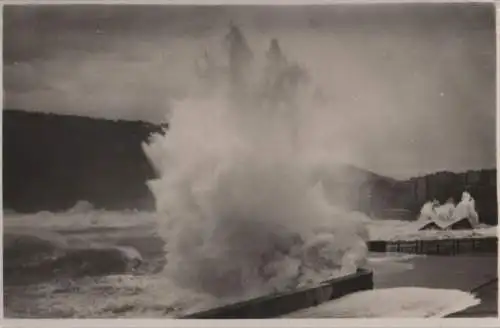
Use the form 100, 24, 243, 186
3, 2, 498, 319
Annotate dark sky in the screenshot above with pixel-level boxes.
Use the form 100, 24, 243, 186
3, 4, 497, 179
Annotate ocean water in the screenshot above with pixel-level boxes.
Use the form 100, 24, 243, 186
285, 287, 480, 318
367, 219, 497, 241
4, 209, 492, 318
4, 205, 369, 318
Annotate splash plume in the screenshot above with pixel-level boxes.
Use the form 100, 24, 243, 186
142, 26, 369, 304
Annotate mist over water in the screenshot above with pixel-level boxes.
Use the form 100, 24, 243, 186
142, 26, 370, 305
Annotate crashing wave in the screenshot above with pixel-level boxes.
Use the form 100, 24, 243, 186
142, 25, 370, 305
417, 191, 480, 229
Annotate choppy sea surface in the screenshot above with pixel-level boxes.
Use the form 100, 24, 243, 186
367, 219, 497, 241
4, 209, 494, 318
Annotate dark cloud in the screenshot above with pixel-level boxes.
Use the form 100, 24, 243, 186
3, 5, 232, 64
4, 3, 494, 63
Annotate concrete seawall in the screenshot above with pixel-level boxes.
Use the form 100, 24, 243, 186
368, 237, 498, 255
181, 269, 373, 319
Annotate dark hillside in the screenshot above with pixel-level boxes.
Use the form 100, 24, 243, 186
3, 109, 165, 212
